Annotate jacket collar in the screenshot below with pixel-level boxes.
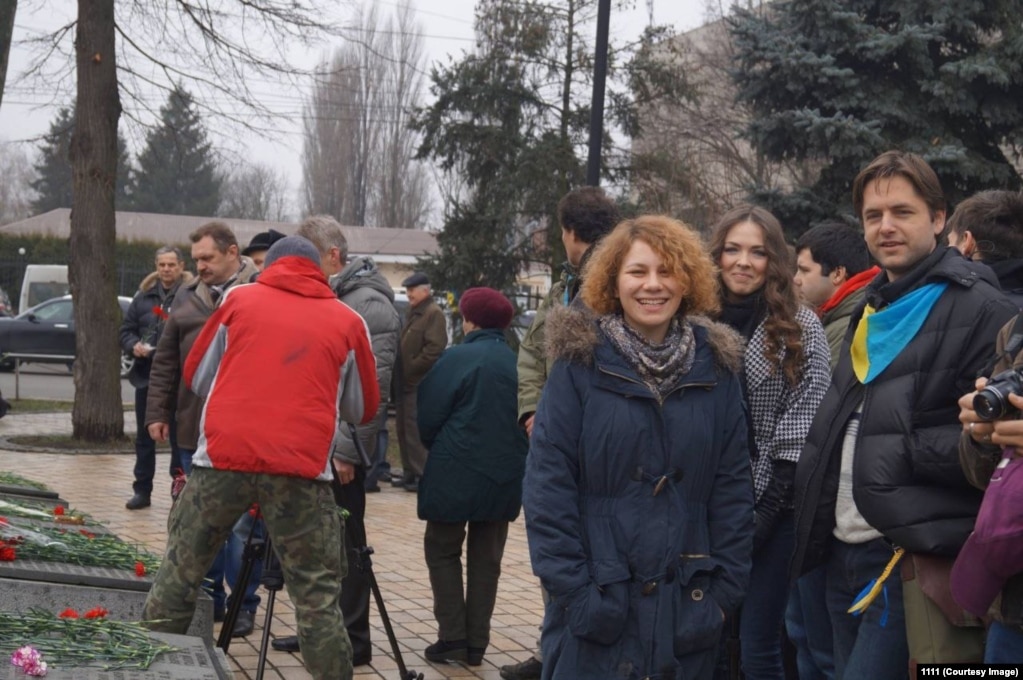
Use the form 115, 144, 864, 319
868, 246, 999, 310
819, 266, 881, 316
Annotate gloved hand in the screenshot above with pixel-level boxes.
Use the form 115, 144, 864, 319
753, 460, 796, 552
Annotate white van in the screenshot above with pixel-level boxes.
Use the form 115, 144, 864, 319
20, 265, 70, 314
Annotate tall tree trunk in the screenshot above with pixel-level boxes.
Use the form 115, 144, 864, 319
0, 1, 16, 111
69, 0, 124, 441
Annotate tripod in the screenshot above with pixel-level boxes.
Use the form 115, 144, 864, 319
218, 516, 281, 680
218, 423, 424, 680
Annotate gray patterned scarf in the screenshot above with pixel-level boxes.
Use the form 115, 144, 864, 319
599, 313, 696, 398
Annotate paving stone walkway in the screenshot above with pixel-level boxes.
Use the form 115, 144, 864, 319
0, 410, 542, 679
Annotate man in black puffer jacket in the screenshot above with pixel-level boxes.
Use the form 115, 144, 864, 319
792, 151, 1017, 679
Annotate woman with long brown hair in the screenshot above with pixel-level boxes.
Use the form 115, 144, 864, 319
709, 205, 830, 680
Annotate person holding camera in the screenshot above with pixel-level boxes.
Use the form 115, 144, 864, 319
956, 314, 1023, 662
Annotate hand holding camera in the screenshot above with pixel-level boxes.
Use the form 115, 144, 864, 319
959, 374, 1023, 449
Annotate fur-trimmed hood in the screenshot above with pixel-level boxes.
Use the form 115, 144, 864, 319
545, 304, 745, 373
138, 270, 195, 293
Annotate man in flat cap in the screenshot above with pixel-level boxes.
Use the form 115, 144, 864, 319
243, 228, 287, 271
396, 272, 447, 491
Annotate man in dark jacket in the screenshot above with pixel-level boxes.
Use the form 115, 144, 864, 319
396, 271, 447, 491
146, 221, 260, 636
120, 245, 189, 509
788, 223, 877, 680
792, 151, 1017, 678
270, 215, 399, 666
946, 189, 1023, 308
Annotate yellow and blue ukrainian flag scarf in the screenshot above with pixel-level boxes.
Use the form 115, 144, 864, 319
846, 279, 947, 622
850, 282, 948, 384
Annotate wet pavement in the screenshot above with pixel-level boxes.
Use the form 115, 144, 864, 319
0, 410, 543, 679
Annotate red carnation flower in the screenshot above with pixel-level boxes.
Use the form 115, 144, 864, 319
0, 545, 15, 561
84, 607, 109, 619
79, 529, 96, 539
152, 306, 169, 320
58, 608, 79, 619
135, 561, 146, 577
53, 506, 64, 516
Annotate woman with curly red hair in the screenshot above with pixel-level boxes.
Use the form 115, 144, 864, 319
523, 215, 755, 678
709, 205, 831, 680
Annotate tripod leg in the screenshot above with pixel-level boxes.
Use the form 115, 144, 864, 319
254, 588, 278, 680
218, 544, 257, 652
366, 564, 421, 680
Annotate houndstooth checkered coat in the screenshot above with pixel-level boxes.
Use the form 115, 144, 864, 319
744, 305, 830, 502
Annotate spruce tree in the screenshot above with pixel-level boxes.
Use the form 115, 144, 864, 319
130, 85, 221, 216
412, 0, 632, 294
31, 106, 132, 214
730, 0, 1023, 233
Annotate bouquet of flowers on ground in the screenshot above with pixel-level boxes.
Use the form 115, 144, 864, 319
1, 608, 177, 674
0, 499, 87, 525
0, 516, 159, 575
0, 473, 50, 492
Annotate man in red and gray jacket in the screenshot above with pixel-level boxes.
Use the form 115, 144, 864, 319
142, 236, 379, 680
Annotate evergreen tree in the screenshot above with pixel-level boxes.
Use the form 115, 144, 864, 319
413, 0, 636, 294
730, 1, 1023, 234
30, 106, 132, 214
130, 85, 221, 216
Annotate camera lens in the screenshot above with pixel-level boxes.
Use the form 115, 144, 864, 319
974, 389, 1007, 422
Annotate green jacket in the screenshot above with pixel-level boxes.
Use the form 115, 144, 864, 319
417, 328, 529, 522
399, 296, 447, 388
820, 288, 866, 373
517, 265, 576, 422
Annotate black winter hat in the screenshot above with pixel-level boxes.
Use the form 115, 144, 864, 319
243, 228, 287, 256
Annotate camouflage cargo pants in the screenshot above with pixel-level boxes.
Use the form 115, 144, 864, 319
142, 467, 352, 680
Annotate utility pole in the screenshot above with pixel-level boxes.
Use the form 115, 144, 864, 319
585, 0, 611, 186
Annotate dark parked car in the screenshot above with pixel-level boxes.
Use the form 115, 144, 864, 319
0, 295, 135, 376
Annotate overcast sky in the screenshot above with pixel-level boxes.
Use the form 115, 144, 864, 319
1, 0, 710, 222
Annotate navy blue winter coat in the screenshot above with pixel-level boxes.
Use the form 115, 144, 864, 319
523, 308, 755, 680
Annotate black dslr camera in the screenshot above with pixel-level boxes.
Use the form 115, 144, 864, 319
974, 368, 1023, 421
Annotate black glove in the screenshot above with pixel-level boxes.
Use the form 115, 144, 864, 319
753, 460, 796, 552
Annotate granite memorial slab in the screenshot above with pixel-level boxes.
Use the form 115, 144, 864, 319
0, 631, 232, 679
